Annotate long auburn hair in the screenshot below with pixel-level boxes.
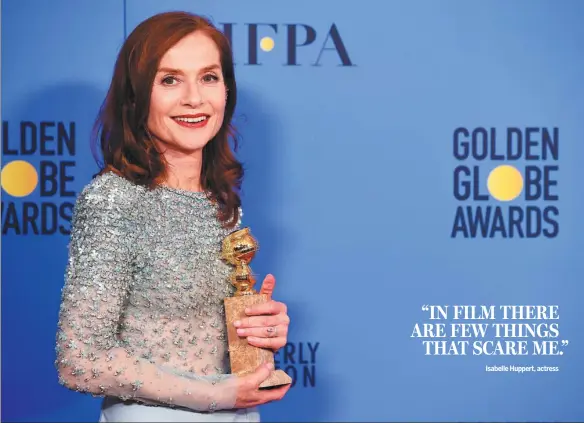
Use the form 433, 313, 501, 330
91, 11, 243, 228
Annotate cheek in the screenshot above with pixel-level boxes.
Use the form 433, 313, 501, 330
147, 108, 164, 134
148, 94, 174, 131
211, 97, 227, 121
206, 89, 227, 113
150, 89, 178, 117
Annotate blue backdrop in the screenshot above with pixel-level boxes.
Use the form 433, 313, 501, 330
3, 0, 584, 421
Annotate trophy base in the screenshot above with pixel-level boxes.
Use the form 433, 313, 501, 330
224, 294, 292, 390
259, 369, 293, 389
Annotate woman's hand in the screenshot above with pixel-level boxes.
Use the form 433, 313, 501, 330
234, 274, 289, 352
234, 363, 290, 408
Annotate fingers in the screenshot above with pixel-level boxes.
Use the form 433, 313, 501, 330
236, 324, 288, 339
259, 384, 291, 402
234, 312, 289, 329
236, 364, 291, 408
246, 365, 290, 400
259, 274, 276, 299
246, 363, 274, 387
247, 335, 287, 351
244, 300, 287, 317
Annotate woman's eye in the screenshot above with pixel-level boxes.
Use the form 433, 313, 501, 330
162, 76, 179, 85
202, 74, 219, 83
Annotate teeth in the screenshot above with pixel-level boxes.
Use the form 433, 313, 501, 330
175, 116, 207, 123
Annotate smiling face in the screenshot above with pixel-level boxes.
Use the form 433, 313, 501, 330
147, 31, 227, 156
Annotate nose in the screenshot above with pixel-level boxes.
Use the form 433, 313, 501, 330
181, 82, 203, 107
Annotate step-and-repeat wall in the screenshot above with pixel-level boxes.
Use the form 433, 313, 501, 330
3, 0, 584, 421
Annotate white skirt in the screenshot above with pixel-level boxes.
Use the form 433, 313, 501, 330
98, 397, 260, 422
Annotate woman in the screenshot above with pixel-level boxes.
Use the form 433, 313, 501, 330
55, 11, 291, 422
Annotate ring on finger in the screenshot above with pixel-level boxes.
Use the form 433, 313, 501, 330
266, 326, 278, 337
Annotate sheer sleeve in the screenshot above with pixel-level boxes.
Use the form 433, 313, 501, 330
54, 181, 238, 412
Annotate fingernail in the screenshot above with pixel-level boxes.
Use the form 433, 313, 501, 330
237, 329, 245, 335
234, 320, 241, 327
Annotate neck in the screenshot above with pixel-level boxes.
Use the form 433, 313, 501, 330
161, 148, 204, 192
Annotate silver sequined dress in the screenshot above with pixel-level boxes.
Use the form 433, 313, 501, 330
55, 172, 251, 417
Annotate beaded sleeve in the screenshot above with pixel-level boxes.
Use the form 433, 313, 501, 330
54, 182, 238, 412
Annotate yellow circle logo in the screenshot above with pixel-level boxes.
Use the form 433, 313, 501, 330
1, 160, 38, 197
260, 37, 275, 52
487, 165, 523, 201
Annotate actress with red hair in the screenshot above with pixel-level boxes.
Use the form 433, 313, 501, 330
54, 11, 290, 422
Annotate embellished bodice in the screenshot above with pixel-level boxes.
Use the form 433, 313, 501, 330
55, 172, 241, 412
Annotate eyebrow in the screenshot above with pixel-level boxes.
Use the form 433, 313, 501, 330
157, 65, 221, 74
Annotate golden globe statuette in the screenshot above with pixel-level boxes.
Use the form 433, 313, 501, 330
221, 227, 292, 389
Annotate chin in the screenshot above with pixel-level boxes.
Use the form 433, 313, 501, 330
175, 140, 212, 153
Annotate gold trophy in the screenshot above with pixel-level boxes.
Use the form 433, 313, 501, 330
221, 227, 292, 389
